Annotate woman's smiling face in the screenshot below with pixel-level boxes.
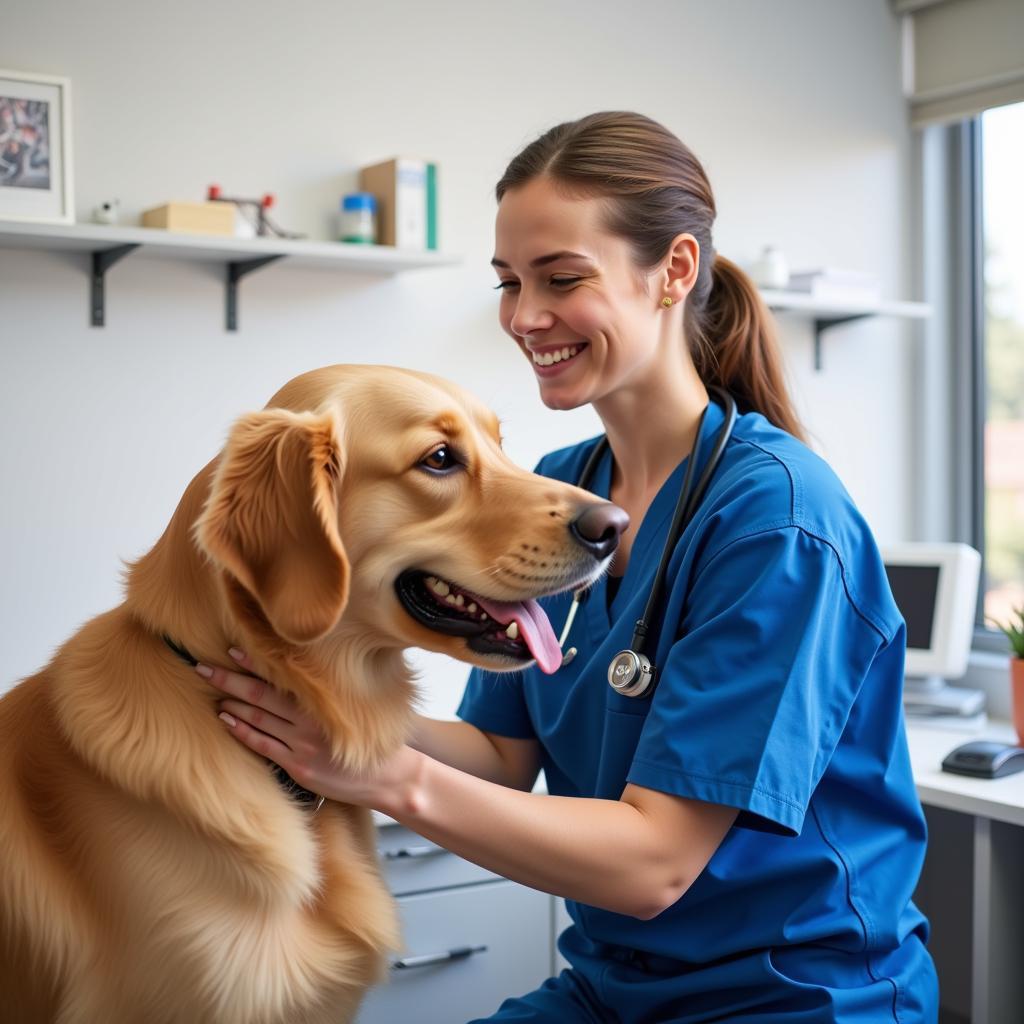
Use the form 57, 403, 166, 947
492, 176, 669, 411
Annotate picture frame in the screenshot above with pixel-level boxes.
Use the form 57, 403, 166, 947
0, 69, 74, 224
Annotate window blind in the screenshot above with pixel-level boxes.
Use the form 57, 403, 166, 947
895, 0, 1024, 126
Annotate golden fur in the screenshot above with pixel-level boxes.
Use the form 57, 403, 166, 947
0, 365, 607, 1023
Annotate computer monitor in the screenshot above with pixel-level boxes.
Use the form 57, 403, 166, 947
881, 543, 983, 717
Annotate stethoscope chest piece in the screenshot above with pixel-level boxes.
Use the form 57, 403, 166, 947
607, 649, 654, 698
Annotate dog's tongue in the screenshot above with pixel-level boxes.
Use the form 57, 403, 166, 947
472, 596, 563, 675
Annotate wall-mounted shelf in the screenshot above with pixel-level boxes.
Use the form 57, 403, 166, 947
0, 220, 460, 331
759, 288, 931, 370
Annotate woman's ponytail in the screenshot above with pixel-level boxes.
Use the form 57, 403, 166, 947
689, 256, 807, 443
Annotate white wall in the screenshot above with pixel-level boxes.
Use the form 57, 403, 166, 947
0, 0, 920, 708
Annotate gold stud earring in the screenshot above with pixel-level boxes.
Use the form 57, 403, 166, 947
661, 296, 673, 308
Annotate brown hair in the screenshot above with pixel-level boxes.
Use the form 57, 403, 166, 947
496, 111, 806, 442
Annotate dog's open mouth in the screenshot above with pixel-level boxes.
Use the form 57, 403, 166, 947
396, 570, 564, 674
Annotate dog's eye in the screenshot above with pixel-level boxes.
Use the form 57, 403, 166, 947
419, 445, 461, 474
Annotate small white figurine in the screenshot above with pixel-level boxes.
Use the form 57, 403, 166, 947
92, 199, 121, 225
750, 245, 790, 289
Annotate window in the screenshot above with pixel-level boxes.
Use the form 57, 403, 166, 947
979, 101, 1024, 634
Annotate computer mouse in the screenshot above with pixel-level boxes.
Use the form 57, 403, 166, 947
941, 740, 1024, 779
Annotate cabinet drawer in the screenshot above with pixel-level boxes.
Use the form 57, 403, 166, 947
357, 880, 552, 1024
377, 822, 499, 895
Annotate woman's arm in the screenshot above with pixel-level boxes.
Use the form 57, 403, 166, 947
383, 752, 737, 919
406, 715, 542, 792
202, 654, 736, 919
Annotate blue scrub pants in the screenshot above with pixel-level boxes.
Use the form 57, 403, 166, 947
469, 925, 938, 1023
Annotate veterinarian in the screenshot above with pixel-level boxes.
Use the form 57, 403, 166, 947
205, 112, 939, 1022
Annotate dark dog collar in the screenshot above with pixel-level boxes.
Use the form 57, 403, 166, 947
163, 635, 325, 813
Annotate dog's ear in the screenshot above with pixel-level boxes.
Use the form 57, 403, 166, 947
195, 408, 348, 645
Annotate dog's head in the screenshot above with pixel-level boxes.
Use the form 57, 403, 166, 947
194, 365, 625, 677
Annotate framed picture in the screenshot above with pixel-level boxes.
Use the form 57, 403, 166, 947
0, 69, 73, 224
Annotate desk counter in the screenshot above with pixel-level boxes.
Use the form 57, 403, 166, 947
905, 718, 1024, 825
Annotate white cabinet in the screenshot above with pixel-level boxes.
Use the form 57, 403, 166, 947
357, 824, 554, 1024
376, 823, 498, 897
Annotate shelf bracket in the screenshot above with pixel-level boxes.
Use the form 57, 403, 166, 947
91, 244, 141, 327
226, 255, 284, 331
811, 313, 871, 371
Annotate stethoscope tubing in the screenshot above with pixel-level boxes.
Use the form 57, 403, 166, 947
561, 386, 737, 693
635, 386, 737, 656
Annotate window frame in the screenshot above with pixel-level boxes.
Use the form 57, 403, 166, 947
961, 115, 1014, 655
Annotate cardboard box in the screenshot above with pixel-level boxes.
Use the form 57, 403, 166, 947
140, 201, 236, 236
359, 158, 438, 250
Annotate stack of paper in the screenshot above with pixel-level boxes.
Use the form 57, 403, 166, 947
786, 268, 881, 305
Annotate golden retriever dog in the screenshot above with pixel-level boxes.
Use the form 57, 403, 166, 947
0, 364, 627, 1024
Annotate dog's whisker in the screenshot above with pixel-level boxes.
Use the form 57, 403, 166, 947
455, 563, 506, 583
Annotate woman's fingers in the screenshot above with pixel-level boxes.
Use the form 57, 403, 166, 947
227, 646, 257, 673
217, 695, 325, 794
217, 708, 295, 767
200, 649, 332, 792
194, 657, 297, 724
218, 697, 296, 751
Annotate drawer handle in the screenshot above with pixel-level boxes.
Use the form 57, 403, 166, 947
382, 844, 446, 860
392, 945, 489, 970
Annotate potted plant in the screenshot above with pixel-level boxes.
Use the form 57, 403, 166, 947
990, 606, 1024, 745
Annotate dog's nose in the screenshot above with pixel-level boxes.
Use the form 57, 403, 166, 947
569, 503, 630, 560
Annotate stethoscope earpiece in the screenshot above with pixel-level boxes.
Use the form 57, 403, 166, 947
557, 588, 588, 668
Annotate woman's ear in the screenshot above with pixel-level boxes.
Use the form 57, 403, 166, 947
662, 232, 700, 303
195, 408, 349, 645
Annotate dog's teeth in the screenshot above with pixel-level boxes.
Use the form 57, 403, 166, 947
445, 594, 456, 604
481, 611, 489, 620
432, 580, 450, 596
505, 622, 519, 640
467, 602, 477, 614
454, 594, 465, 607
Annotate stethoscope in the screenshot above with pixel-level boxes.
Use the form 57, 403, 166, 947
557, 387, 737, 699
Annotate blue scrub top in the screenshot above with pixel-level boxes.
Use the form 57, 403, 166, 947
457, 398, 936, 1018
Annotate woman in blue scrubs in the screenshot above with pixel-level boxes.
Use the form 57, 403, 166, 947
206, 111, 939, 1022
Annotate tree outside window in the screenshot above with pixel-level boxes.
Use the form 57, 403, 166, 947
982, 101, 1024, 630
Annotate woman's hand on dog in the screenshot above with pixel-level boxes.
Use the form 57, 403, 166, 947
197, 649, 420, 809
